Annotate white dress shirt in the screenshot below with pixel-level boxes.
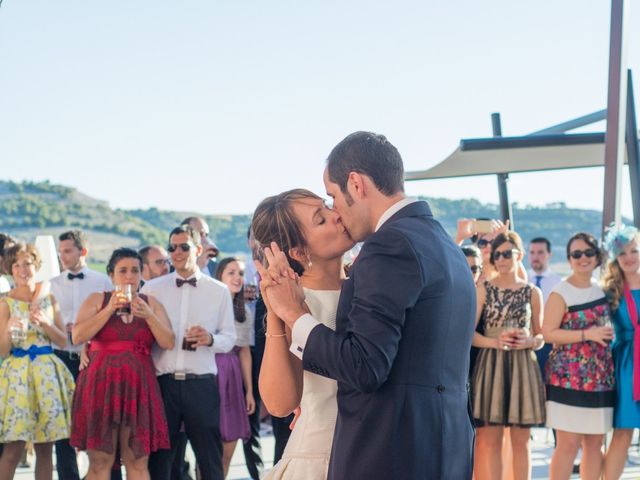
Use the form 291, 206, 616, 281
141, 269, 236, 376
50, 266, 112, 353
527, 268, 563, 302
291, 197, 418, 359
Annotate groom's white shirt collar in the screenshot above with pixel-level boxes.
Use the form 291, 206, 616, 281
374, 197, 418, 232
290, 197, 419, 360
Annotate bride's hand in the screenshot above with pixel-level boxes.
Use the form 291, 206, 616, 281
289, 406, 302, 431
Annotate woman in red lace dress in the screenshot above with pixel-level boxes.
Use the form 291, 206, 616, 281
71, 248, 175, 480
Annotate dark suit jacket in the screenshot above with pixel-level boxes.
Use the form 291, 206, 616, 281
303, 201, 476, 479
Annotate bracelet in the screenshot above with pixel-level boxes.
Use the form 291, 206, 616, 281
581, 330, 585, 342
266, 332, 287, 338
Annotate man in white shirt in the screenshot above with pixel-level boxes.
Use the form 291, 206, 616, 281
527, 236, 562, 378
49, 230, 112, 480
527, 236, 563, 301
142, 225, 235, 480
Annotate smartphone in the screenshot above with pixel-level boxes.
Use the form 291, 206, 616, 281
472, 219, 494, 234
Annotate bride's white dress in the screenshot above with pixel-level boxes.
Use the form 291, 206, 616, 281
264, 288, 340, 480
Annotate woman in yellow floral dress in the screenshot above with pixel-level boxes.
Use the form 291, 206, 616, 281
0, 242, 75, 480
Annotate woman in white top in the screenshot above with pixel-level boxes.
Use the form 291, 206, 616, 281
251, 188, 354, 479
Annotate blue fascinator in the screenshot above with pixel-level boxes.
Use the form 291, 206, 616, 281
603, 223, 639, 258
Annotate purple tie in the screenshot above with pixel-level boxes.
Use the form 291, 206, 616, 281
176, 278, 197, 288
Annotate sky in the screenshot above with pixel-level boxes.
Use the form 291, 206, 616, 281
0, 1, 638, 217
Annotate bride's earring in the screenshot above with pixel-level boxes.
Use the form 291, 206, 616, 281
306, 254, 313, 269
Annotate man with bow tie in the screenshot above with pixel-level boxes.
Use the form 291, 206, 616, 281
49, 229, 112, 480
141, 224, 235, 480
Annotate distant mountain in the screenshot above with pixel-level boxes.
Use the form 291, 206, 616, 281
0, 180, 627, 264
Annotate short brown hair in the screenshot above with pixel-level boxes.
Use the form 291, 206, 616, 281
4, 242, 42, 273
169, 225, 201, 247
251, 189, 322, 276
490, 232, 524, 266
59, 230, 86, 250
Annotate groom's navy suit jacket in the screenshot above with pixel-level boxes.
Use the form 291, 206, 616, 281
303, 201, 475, 479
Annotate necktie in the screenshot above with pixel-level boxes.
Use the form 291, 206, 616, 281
67, 272, 85, 280
176, 278, 197, 288
535, 275, 543, 288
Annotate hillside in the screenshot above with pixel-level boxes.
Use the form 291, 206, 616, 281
0, 180, 626, 264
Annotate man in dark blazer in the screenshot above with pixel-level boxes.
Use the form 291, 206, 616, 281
260, 131, 476, 479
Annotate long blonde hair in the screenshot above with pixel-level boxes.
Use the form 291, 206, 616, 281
603, 259, 625, 311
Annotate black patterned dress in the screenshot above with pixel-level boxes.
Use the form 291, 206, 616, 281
471, 282, 546, 427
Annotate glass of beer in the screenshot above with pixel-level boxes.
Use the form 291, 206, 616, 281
114, 284, 132, 321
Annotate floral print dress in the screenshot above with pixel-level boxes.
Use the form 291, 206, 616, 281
545, 280, 615, 434
0, 296, 75, 442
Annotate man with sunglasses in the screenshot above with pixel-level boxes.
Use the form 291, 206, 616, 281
142, 225, 236, 480
139, 245, 171, 283
181, 216, 220, 277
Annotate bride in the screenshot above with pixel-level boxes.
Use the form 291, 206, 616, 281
251, 188, 354, 479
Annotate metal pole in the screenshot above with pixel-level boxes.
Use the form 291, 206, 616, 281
627, 70, 640, 228
492, 113, 514, 228
602, 0, 629, 231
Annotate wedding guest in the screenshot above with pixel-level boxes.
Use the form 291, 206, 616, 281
71, 248, 175, 479
215, 257, 256, 477
181, 217, 220, 276
527, 237, 563, 378
471, 231, 545, 480
139, 245, 171, 282
543, 232, 614, 480
0, 242, 74, 480
142, 225, 236, 480
602, 225, 640, 479
242, 228, 264, 480
462, 245, 483, 284
50, 230, 112, 480
0, 233, 16, 296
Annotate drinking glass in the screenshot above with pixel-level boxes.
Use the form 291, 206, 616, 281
9, 311, 28, 347
182, 323, 199, 351
114, 284, 132, 322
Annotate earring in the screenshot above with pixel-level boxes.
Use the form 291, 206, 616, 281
306, 254, 312, 269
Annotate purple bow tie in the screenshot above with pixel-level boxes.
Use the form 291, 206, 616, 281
176, 278, 197, 288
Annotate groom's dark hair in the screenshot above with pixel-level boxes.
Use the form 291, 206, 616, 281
326, 131, 404, 196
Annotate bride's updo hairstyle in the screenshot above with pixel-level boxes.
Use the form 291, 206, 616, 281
251, 189, 322, 277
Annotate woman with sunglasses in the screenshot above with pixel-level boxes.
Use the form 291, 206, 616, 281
71, 248, 175, 479
471, 231, 545, 480
542, 232, 614, 480
602, 225, 640, 479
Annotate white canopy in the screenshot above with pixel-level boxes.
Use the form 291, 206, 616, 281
405, 133, 628, 181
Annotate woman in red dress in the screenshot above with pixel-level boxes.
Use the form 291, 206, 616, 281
71, 248, 175, 480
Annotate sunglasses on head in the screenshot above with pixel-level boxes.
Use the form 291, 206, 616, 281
493, 249, 518, 261
470, 265, 483, 274
569, 248, 597, 260
476, 239, 490, 248
167, 243, 192, 253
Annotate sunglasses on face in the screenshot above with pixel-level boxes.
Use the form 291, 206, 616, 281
476, 239, 490, 248
470, 265, 483, 274
493, 249, 519, 261
569, 248, 597, 260
167, 243, 193, 253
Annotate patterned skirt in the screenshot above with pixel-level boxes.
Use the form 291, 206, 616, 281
471, 347, 546, 427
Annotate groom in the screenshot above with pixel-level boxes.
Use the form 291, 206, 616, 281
260, 131, 476, 479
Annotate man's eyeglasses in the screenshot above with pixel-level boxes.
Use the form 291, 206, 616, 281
470, 265, 483, 274
476, 239, 491, 249
493, 249, 519, 261
152, 258, 171, 267
167, 243, 193, 253
569, 248, 597, 260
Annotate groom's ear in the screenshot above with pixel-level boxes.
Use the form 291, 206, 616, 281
347, 172, 367, 200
